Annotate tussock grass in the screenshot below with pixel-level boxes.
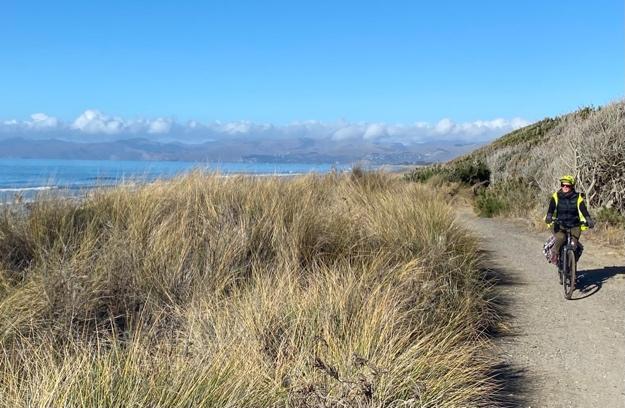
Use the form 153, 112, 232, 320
0, 171, 500, 407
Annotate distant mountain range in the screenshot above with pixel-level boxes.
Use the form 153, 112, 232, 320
0, 136, 483, 165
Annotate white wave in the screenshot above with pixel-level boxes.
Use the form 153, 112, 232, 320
0, 186, 55, 192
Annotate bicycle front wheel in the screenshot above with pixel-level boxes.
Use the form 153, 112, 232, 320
563, 249, 577, 299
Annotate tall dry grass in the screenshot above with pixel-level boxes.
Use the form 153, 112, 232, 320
0, 171, 500, 407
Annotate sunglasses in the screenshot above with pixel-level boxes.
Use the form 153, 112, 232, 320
561, 184, 572, 188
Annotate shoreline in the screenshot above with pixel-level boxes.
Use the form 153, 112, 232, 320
0, 165, 422, 205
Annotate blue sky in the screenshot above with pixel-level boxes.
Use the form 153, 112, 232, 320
1, 0, 623, 128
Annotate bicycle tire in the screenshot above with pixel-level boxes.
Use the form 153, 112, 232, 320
559, 246, 566, 286
564, 249, 576, 299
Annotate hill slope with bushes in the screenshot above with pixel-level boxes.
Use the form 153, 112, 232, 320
406, 101, 625, 228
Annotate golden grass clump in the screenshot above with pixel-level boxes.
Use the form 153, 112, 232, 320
0, 171, 500, 407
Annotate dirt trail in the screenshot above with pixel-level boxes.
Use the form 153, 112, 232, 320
456, 208, 625, 408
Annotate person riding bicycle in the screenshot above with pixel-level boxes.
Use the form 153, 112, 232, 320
544, 175, 594, 264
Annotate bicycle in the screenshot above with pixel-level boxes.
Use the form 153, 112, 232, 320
554, 221, 584, 300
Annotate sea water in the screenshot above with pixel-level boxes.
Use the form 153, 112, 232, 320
0, 159, 351, 202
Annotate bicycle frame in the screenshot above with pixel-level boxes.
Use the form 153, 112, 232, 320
555, 222, 578, 299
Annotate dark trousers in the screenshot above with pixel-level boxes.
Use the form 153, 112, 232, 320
553, 226, 581, 258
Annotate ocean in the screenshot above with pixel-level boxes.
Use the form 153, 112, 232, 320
0, 159, 352, 203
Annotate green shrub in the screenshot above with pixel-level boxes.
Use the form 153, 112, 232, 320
474, 179, 539, 218
475, 190, 507, 217
595, 207, 625, 227
403, 164, 448, 183
404, 160, 490, 186
448, 159, 490, 185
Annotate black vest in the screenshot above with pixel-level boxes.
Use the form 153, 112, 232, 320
556, 191, 581, 228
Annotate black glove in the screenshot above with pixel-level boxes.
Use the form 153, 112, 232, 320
586, 219, 595, 229
545, 214, 553, 224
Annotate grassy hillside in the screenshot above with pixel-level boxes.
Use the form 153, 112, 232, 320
462, 115, 562, 158
406, 102, 625, 232
0, 171, 502, 407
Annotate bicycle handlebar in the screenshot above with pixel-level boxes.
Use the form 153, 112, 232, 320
552, 219, 590, 230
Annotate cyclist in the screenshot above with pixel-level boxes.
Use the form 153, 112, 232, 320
545, 175, 595, 265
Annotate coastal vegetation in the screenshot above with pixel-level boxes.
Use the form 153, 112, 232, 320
405, 101, 625, 243
0, 171, 501, 407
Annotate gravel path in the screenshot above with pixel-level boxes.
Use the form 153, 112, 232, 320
456, 208, 625, 408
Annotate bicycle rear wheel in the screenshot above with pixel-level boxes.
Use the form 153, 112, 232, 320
563, 249, 576, 299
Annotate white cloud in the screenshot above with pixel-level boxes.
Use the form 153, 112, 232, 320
29, 113, 59, 129
363, 123, 387, 140
0, 114, 60, 132
71, 110, 124, 134
65, 110, 181, 136
511, 117, 531, 129
435, 118, 454, 134
222, 121, 253, 135
332, 125, 363, 141
148, 118, 172, 134
0, 109, 533, 144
